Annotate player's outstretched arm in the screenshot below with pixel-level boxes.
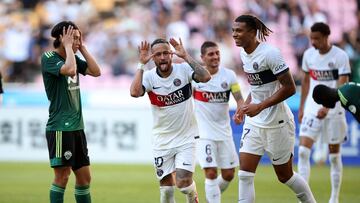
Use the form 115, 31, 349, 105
169, 38, 211, 83
79, 31, 101, 77
130, 41, 153, 97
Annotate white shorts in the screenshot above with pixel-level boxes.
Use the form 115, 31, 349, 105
196, 138, 239, 169
239, 121, 295, 165
153, 142, 196, 180
299, 114, 347, 144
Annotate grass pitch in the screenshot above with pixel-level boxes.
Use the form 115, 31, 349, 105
0, 162, 359, 203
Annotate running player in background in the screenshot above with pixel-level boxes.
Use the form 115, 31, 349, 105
297, 22, 350, 203
41, 21, 101, 203
313, 83, 360, 123
130, 38, 211, 203
232, 15, 316, 203
192, 41, 243, 203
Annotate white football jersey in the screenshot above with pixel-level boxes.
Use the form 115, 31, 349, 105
143, 63, 198, 150
192, 67, 238, 140
241, 43, 294, 128
302, 46, 351, 117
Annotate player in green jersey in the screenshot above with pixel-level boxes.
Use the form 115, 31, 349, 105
313, 83, 360, 123
41, 21, 100, 203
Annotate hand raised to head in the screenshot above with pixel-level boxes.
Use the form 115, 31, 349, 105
169, 38, 187, 59
60, 25, 74, 48
138, 41, 154, 64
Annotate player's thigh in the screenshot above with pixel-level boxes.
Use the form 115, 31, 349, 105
46, 131, 76, 168
196, 139, 218, 169
299, 114, 322, 142
239, 123, 264, 172
217, 139, 239, 169
175, 142, 196, 173
73, 130, 90, 171
323, 116, 347, 144
153, 148, 176, 181
266, 121, 295, 166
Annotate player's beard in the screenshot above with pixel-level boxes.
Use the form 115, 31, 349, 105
157, 61, 171, 73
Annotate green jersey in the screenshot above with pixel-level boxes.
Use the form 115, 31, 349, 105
338, 82, 360, 123
41, 51, 88, 131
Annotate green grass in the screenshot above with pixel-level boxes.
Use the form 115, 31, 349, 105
0, 162, 359, 203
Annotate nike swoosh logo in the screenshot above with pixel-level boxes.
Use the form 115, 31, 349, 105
183, 162, 191, 166
153, 86, 161, 89
272, 157, 281, 161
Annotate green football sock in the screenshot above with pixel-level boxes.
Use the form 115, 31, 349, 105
75, 185, 91, 203
50, 183, 65, 203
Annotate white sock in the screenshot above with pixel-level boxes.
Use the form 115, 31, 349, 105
329, 153, 342, 203
298, 146, 311, 183
217, 175, 230, 193
179, 181, 199, 203
160, 186, 176, 203
238, 170, 255, 203
284, 172, 316, 203
205, 178, 221, 203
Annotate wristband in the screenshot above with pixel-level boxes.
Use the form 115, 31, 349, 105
137, 63, 145, 71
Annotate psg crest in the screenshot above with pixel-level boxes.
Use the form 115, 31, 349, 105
173, 78, 181, 86
253, 62, 259, 70
221, 82, 228, 89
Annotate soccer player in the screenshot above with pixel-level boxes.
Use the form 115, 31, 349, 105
192, 41, 243, 203
232, 15, 316, 203
130, 38, 211, 203
313, 83, 360, 123
41, 21, 101, 203
297, 22, 351, 203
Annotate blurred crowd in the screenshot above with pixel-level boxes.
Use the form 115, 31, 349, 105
1, 0, 360, 87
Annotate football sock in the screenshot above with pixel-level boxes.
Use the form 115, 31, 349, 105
50, 183, 65, 203
205, 178, 221, 203
284, 173, 316, 203
329, 153, 342, 203
298, 146, 311, 182
74, 185, 91, 203
217, 175, 230, 193
160, 186, 176, 203
179, 181, 199, 203
238, 170, 255, 203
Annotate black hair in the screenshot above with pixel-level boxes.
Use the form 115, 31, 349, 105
150, 38, 169, 48
234, 15, 273, 41
312, 84, 338, 108
51, 21, 79, 48
311, 22, 331, 36
200, 41, 218, 55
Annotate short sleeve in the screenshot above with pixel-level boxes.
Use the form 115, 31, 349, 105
301, 50, 310, 73
41, 53, 64, 76
266, 48, 289, 76
75, 55, 88, 75
142, 70, 152, 92
336, 52, 351, 75
180, 62, 195, 82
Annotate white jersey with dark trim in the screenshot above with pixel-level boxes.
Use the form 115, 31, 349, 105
241, 43, 294, 128
143, 63, 198, 150
302, 46, 351, 117
192, 67, 237, 140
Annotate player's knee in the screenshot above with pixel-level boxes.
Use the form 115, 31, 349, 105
298, 146, 310, 160
276, 171, 293, 184
238, 170, 255, 183
176, 177, 193, 188
54, 169, 71, 186
205, 169, 217, 180
222, 170, 235, 181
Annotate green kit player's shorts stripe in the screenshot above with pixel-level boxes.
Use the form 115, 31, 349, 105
56, 131, 62, 158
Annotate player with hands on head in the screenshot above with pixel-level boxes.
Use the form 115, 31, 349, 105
130, 38, 211, 203
41, 21, 101, 203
